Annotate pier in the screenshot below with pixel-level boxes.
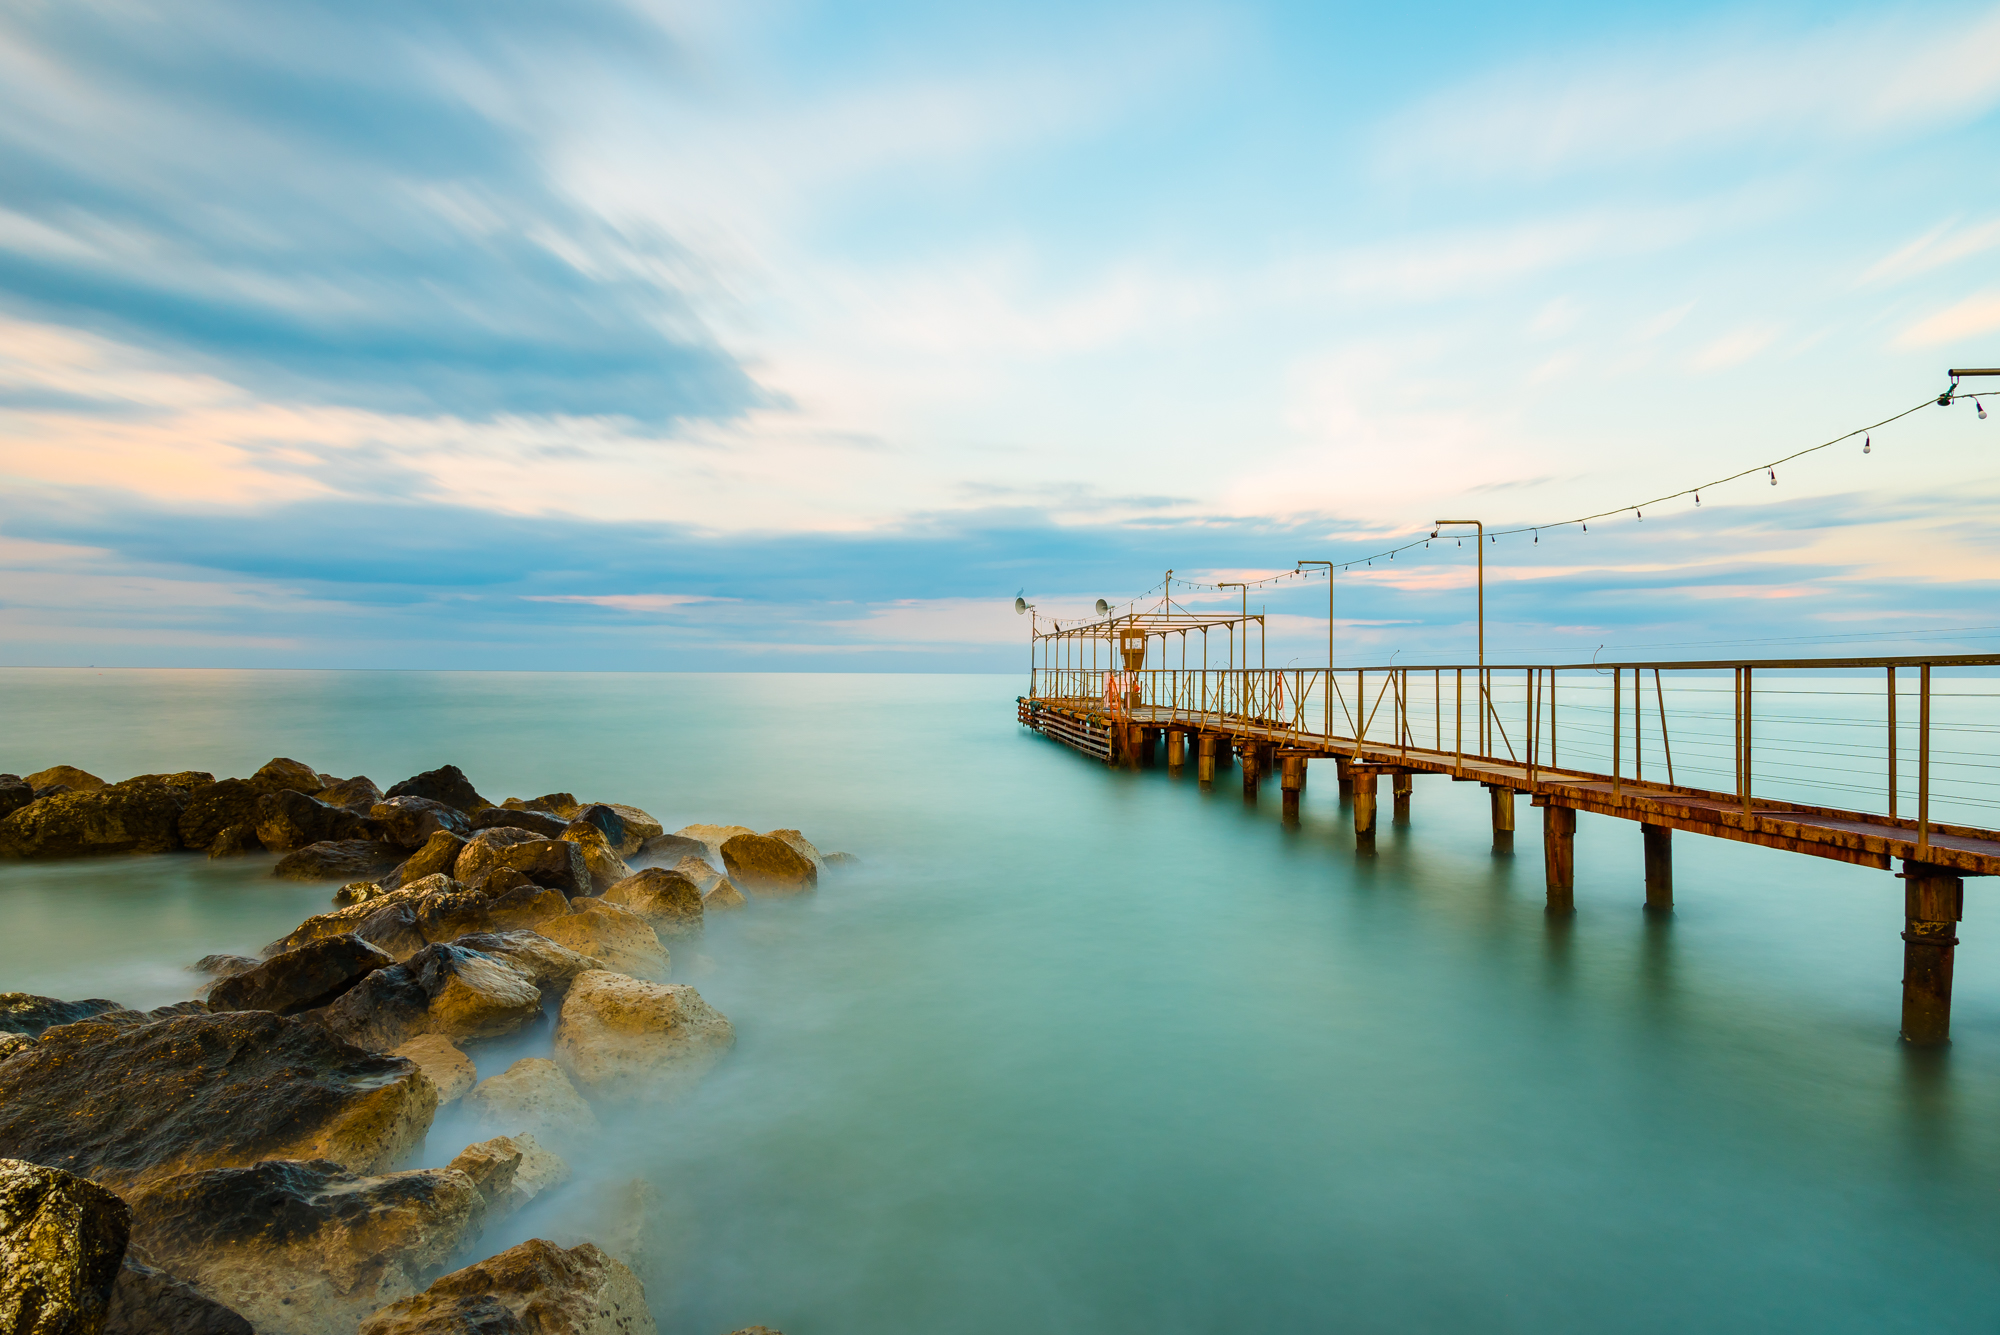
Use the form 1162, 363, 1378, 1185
1017, 601, 2000, 1047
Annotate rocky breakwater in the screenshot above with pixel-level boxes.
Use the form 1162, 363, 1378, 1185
0, 755, 853, 1334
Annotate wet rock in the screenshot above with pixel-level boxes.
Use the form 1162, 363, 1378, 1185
0, 781, 188, 858
600, 867, 703, 940
251, 757, 326, 793
386, 766, 488, 816
454, 827, 549, 882
539, 900, 668, 981
726, 1328, 784, 1335
720, 833, 817, 897
256, 790, 369, 853
265, 884, 439, 956
385, 830, 469, 888
634, 832, 708, 866
446, 1134, 566, 1217
553, 971, 733, 1102
208, 824, 257, 858
473, 806, 566, 837
177, 779, 268, 851
313, 943, 544, 1052
206, 935, 394, 1016
665, 855, 721, 892
457, 835, 589, 898
124, 771, 215, 794
0, 774, 33, 821
503, 792, 578, 818
446, 931, 597, 994
0, 1157, 132, 1335
314, 776, 384, 813
355, 885, 568, 961
24, 765, 107, 792
0, 1011, 438, 1189
600, 803, 662, 851
561, 825, 631, 894
477, 866, 534, 897
127, 1158, 485, 1335
137, 1001, 210, 1024
565, 803, 626, 851
335, 880, 387, 906
701, 879, 748, 912
464, 1058, 600, 1141
359, 1238, 653, 1335
1, 993, 128, 1038
390, 1035, 477, 1105
273, 839, 403, 882
193, 954, 260, 979
674, 823, 754, 863
0, 1033, 34, 1059
764, 828, 827, 874
372, 797, 473, 849
105, 1258, 254, 1335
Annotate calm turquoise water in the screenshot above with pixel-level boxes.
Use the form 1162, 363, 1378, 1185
3, 668, 1999, 1333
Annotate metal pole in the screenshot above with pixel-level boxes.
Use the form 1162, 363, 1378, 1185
1919, 663, 1931, 855
1613, 668, 1622, 798
1888, 665, 1898, 818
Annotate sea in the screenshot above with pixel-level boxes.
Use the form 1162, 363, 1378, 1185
2, 667, 1997, 1333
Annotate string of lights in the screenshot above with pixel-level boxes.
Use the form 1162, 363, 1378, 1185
1085, 386, 1991, 617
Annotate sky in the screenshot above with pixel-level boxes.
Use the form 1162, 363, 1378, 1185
1, 0, 1998, 671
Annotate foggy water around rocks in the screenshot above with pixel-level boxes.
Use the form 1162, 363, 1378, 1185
4, 668, 2000, 1333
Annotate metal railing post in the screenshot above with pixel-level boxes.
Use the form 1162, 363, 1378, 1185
1918, 663, 1931, 855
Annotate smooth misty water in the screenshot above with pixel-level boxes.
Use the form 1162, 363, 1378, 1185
3, 669, 1999, 1334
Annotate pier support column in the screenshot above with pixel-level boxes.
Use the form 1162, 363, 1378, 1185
1197, 734, 1216, 785
1488, 785, 1516, 851
1901, 861, 1964, 1047
1352, 769, 1379, 848
1280, 753, 1305, 823
1543, 806, 1575, 913
1642, 824, 1673, 911
1140, 727, 1160, 768
1336, 757, 1354, 800
1392, 772, 1413, 823
1166, 730, 1186, 773
1241, 744, 1261, 799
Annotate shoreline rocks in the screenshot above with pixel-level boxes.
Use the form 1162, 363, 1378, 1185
553, 971, 734, 1103
720, 832, 817, 897
0, 1157, 132, 1335
359, 1238, 654, 1335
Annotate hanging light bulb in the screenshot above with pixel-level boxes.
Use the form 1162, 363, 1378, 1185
1533, 529, 1539, 544
1980, 400, 1989, 420
1863, 435, 1870, 454
1637, 509, 1643, 520
1769, 468, 1777, 485
1457, 538, 1462, 547
1583, 522, 1588, 532
1695, 491, 1701, 505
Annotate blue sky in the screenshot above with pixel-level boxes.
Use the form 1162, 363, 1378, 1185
1, 0, 1997, 669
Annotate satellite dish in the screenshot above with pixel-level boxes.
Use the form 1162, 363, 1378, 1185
1095, 598, 1110, 616
1014, 597, 1028, 615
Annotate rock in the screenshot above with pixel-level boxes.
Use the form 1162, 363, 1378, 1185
335, 880, 387, 906
674, 823, 754, 863
273, 839, 403, 882
372, 797, 473, 849
206, 935, 395, 1016
446, 931, 597, 994
0, 1033, 34, 1060
207, 824, 257, 858
385, 766, 488, 816
136, 1001, 210, 1024
385, 830, 469, 888
0, 1157, 132, 1335
105, 1258, 254, 1335
447, 1134, 565, 1216
0, 1011, 436, 1189
314, 776, 384, 813
1, 994, 127, 1038
600, 804, 662, 849
764, 829, 826, 874
463, 1058, 599, 1141
177, 779, 268, 851
566, 803, 626, 849
553, 971, 733, 1102
312, 943, 544, 1052
538, 900, 668, 981
727, 1329, 784, 1335
0, 781, 187, 858
251, 757, 325, 794
256, 790, 368, 852
720, 833, 817, 897
599, 867, 703, 939
390, 1035, 477, 1105
634, 832, 708, 866
0, 774, 35, 821
667, 855, 722, 892
265, 884, 436, 957
123, 771, 214, 794
561, 825, 631, 895
473, 806, 567, 837
358, 1239, 653, 1335
701, 879, 747, 912
477, 867, 534, 897
355, 885, 569, 961
824, 851, 861, 868
503, 792, 578, 818
126, 1158, 485, 1335
33, 785, 73, 800
192, 955, 261, 979
457, 835, 589, 898
24, 765, 107, 792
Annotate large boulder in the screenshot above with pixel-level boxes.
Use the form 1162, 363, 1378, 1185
371, 797, 472, 849
473, 806, 566, 837
126, 1159, 484, 1335
205, 935, 394, 1016
207, 825, 257, 858
599, 867, 703, 939
566, 803, 625, 849
385, 766, 488, 815
106, 1258, 254, 1335
634, 832, 708, 866
0, 1012, 437, 1189
463, 1058, 599, 1141
667, 855, 723, 893
264, 883, 438, 957
561, 825, 631, 895
600, 804, 662, 851
354, 885, 569, 961
359, 1239, 654, 1335
765, 828, 827, 875
446, 931, 597, 994
192, 954, 260, 980
0, 774, 33, 821
389, 1035, 476, 1105
446, 1134, 567, 1217
273, 840, 403, 882
456, 835, 589, 897
538, 900, 668, 981
177, 779, 268, 852
311, 944, 544, 1052
674, 823, 753, 862
720, 833, 817, 896
382, 830, 469, 889
256, 790, 368, 852
314, 776, 384, 813
24, 765, 107, 792
553, 971, 733, 1102
502, 792, 578, 818
0, 1158, 132, 1335
1, 993, 127, 1038
251, 758, 325, 794
0, 781, 187, 858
